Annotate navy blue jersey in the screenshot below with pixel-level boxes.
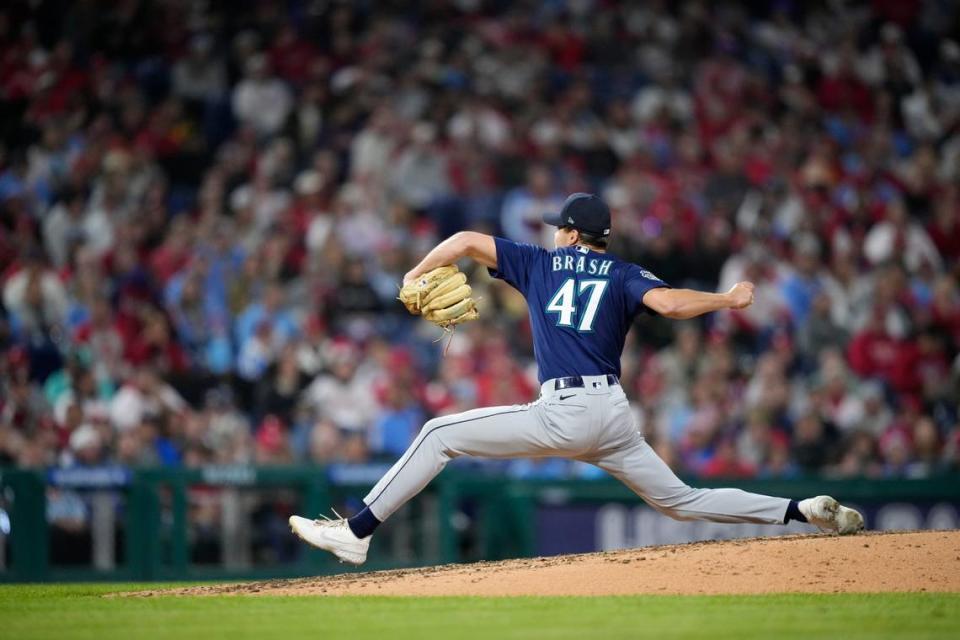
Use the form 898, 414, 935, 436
489, 237, 671, 383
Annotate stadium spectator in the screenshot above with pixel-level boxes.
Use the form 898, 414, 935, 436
232, 54, 293, 138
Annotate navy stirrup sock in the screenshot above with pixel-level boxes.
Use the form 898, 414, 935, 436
347, 506, 381, 539
785, 500, 807, 524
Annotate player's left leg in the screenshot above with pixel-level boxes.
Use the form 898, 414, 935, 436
581, 386, 864, 533
585, 434, 792, 524
585, 433, 863, 532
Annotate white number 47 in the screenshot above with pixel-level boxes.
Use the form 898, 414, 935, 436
546, 278, 609, 332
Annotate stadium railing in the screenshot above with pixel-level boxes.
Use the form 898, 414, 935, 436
1, 465, 957, 582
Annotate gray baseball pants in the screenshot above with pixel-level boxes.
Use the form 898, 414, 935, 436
363, 375, 790, 524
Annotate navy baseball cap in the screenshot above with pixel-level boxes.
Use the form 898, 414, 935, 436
543, 193, 611, 237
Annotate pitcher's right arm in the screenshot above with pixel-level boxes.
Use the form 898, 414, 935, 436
642, 282, 755, 320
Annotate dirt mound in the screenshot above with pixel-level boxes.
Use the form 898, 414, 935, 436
141, 530, 960, 597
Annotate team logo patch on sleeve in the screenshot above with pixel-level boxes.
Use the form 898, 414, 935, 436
640, 269, 659, 280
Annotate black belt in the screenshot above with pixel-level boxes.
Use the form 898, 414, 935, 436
554, 375, 619, 391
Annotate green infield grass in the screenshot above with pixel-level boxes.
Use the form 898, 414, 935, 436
1, 584, 957, 640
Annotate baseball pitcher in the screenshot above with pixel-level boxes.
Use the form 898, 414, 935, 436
290, 193, 864, 564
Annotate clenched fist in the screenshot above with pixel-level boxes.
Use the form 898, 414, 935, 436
726, 281, 755, 309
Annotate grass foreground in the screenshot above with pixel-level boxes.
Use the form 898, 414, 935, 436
1, 583, 958, 640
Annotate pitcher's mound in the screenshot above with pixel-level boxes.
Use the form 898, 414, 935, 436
154, 530, 960, 597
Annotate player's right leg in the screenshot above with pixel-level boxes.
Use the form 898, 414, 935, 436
289, 398, 572, 564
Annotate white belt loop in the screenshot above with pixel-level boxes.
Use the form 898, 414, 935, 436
540, 379, 556, 398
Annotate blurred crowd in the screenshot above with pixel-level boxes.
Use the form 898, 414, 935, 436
2, 0, 960, 481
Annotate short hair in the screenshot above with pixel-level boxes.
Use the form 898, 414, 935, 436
563, 226, 609, 250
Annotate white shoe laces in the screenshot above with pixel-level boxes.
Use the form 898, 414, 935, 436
313, 508, 346, 526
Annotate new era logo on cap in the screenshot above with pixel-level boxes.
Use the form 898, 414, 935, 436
543, 193, 611, 237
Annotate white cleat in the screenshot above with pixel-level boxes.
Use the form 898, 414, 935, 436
289, 514, 370, 565
798, 495, 865, 535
